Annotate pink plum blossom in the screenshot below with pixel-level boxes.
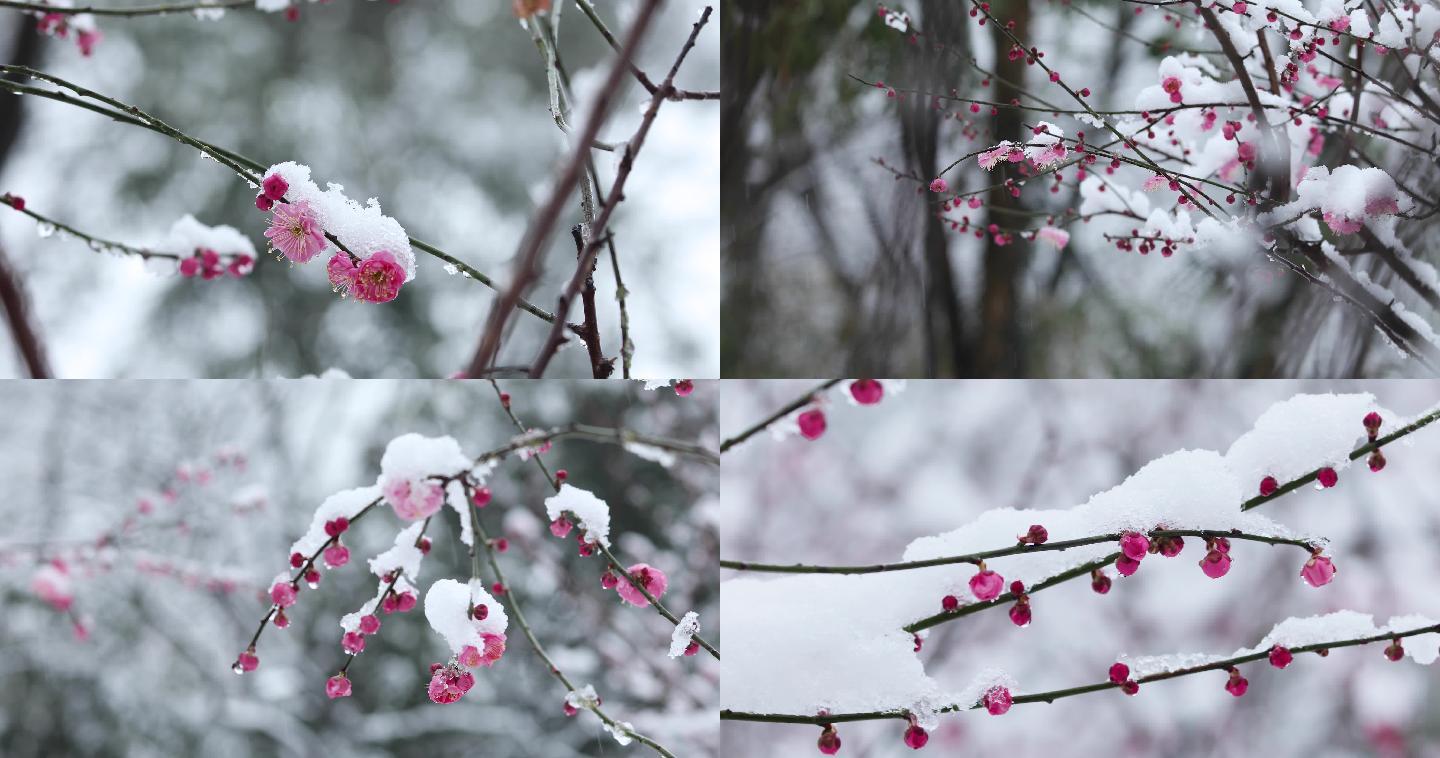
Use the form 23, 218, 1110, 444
264, 200, 327, 263
382, 477, 444, 521
326, 674, 352, 698
352, 250, 406, 303
616, 563, 669, 607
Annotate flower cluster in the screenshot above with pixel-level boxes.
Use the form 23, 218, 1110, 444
178, 247, 255, 280
254, 165, 414, 303
33, 2, 101, 57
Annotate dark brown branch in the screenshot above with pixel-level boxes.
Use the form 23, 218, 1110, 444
526, 6, 714, 378
0, 245, 50, 378
467, 0, 662, 376
571, 224, 613, 378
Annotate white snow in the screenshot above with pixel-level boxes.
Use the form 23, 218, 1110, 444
668, 611, 700, 658
377, 433, 471, 485
288, 485, 380, 557
423, 578, 509, 655
544, 484, 612, 547
623, 441, 675, 468
1121, 611, 1440, 677
1224, 393, 1386, 487
721, 393, 1386, 717
368, 522, 425, 579
264, 161, 416, 280
564, 683, 599, 711
162, 214, 255, 257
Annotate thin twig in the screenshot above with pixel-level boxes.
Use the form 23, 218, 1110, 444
720, 622, 1440, 724
467, 0, 663, 376
525, 5, 713, 378
719, 379, 843, 453
720, 529, 1318, 575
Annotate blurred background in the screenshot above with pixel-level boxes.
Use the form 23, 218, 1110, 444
722, 380, 1440, 757
0, 379, 718, 757
0, 0, 718, 378
721, 0, 1439, 378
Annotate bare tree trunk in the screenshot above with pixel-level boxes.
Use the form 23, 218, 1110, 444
977, 0, 1030, 376
0, 19, 47, 377
899, 0, 970, 377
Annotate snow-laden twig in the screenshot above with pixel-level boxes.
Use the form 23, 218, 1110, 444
721, 529, 1317, 575
0, 65, 557, 324
487, 380, 721, 660
465, 481, 679, 758
525, 5, 714, 378
719, 620, 1440, 724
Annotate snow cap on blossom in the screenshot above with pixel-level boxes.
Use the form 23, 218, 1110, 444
261, 162, 415, 280
544, 484, 612, 547
377, 434, 471, 522
424, 578, 510, 656
1293, 165, 1402, 235
366, 521, 428, 583
615, 563, 669, 607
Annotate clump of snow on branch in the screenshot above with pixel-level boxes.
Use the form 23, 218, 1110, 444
423, 578, 509, 655
164, 215, 256, 258
668, 611, 701, 658
263, 161, 415, 280
1121, 611, 1440, 677
1224, 393, 1388, 487
289, 485, 380, 557
368, 521, 426, 580
544, 484, 612, 547
721, 393, 1384, 717
624, 441, 676, 468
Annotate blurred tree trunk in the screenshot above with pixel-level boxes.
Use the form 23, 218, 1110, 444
899, 0, 970, 377
719, 0, 767, 376
977, 0, 1030, 376
0, 19, 47, 377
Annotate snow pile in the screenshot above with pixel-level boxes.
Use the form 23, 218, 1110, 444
1291, 165, 1401, 233
423, 578, 509, 655
162, 215, 255, 257
288, 485, 380, 557
377, 433, 470, 485
721, 393, 1390, 717
1224, 393, 1387, 487
545, 484, 612, 546
623, 441, 675, 468
263, 162, 415, 280
1122, 611, 1440, 676
368, 522, 425, 579
668, 611, 701, 658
